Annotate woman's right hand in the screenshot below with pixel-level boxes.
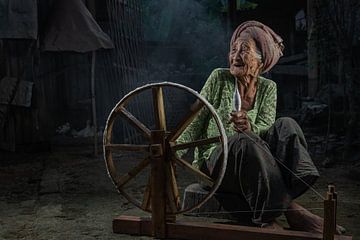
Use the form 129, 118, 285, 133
229, 110, 251, 132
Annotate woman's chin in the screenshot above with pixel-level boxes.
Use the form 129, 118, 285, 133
230, 70, 246, 78
230, 66, 246, 76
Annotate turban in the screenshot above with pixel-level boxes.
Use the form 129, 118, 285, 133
230, 20, 284, 73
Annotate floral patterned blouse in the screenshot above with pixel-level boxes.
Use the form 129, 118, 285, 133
177, 68, 277, 169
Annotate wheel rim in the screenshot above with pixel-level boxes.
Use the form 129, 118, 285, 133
103, 82, 228, 214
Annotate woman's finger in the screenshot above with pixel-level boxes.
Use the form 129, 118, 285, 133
233, 119, 248, 125
229, 112, 247, 122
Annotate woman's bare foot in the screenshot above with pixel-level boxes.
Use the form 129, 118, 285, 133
285, 202, 346, 234
262, 220, 284, 231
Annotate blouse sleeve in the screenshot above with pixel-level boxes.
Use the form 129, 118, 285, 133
176, 70, 217, 158
250, 81, 277, 136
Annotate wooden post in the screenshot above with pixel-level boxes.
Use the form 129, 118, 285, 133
307, 0, 318, 97
150, 130, 166, 238
323, 185, 336, 240
87, 1, 98, 156
329, 184, 338, 232
91, 51, 98, 155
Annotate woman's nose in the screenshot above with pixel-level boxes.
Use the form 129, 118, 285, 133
234, 49, 244, 61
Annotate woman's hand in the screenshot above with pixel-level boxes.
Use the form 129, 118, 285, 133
229, 111, 251, 132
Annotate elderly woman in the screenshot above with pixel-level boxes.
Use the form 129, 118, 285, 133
178, 21, 340, 233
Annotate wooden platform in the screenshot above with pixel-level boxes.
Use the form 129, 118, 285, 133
113, 215, 352, 240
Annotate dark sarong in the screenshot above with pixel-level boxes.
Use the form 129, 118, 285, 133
206, 117, 319, 225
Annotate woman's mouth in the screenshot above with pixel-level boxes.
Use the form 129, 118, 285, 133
233, 63, 244, 67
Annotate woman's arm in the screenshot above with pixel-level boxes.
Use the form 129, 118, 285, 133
250, 81, 277, 136
176, 70, 217, 157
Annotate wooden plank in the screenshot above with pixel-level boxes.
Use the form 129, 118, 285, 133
105, 143, 151, 152
112, 216, 352, 240
118, 106, 151, 139
116, 158, 150, 187
152, 87, 167, 130
168, 100, 204, 142
113, 215, 152, 235
167, 221, 352, 240
150, 130, 166, 238
171, 136, 220, 151
174, 156, 213, 187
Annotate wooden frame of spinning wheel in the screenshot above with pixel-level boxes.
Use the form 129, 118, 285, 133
104, 82, 352, 240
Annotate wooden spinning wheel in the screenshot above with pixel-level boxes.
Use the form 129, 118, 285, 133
104, 82, 352, 240
103, 82, 228, 217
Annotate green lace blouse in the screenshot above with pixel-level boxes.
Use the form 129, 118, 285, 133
177, 68, 277, 169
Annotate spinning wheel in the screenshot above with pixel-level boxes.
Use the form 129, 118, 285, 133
103, 82, 228, 217
103, 82, 351, 240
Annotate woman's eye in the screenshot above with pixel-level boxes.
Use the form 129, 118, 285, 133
242, 46, 250, 52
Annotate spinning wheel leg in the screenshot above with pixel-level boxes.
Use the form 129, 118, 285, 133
150, 130, 167, 238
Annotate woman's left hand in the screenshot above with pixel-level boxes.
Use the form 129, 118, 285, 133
229, 110, 251, 132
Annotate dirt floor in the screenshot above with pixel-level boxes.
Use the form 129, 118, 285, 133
0, 141, 359, 240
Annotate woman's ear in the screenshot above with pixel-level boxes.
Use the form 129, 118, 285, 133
257, 62, 264, 74
259, 62, 264, 70
250, 61, 263, 77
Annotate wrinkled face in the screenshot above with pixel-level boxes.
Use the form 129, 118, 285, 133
229, 34, 263, 78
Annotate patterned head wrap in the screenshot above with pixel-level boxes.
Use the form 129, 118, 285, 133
230, 20, 284, 73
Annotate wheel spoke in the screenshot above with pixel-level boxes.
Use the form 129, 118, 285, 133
105, 143, 151, 152
166, 162, 181, 212
116, 158, 151, 188
152, 86, 167, 130
171, 136, 221, 152
141, 177, 152, 210
174, 156, 213, 187
168, 100, 204, 142
118, 106, 151, 139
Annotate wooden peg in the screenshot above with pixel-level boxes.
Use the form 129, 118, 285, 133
328, 184, 337, 229
323, 185, 336, 240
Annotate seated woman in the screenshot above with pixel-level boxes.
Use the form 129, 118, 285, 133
178, 20, 343, 233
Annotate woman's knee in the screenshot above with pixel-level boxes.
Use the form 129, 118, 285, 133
274, 117, 302, 134
275, 117, 298, 128
273, 117, 307, 146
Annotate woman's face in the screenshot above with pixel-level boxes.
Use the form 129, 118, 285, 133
229, 35, 263, 78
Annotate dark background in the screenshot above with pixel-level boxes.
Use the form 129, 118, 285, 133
0, 0, 359, 239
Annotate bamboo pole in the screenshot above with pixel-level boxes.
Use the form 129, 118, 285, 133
91, 51, 97, 155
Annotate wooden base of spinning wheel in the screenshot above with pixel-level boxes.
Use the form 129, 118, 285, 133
112, 216, 352, 240
112, 184, 352, 240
